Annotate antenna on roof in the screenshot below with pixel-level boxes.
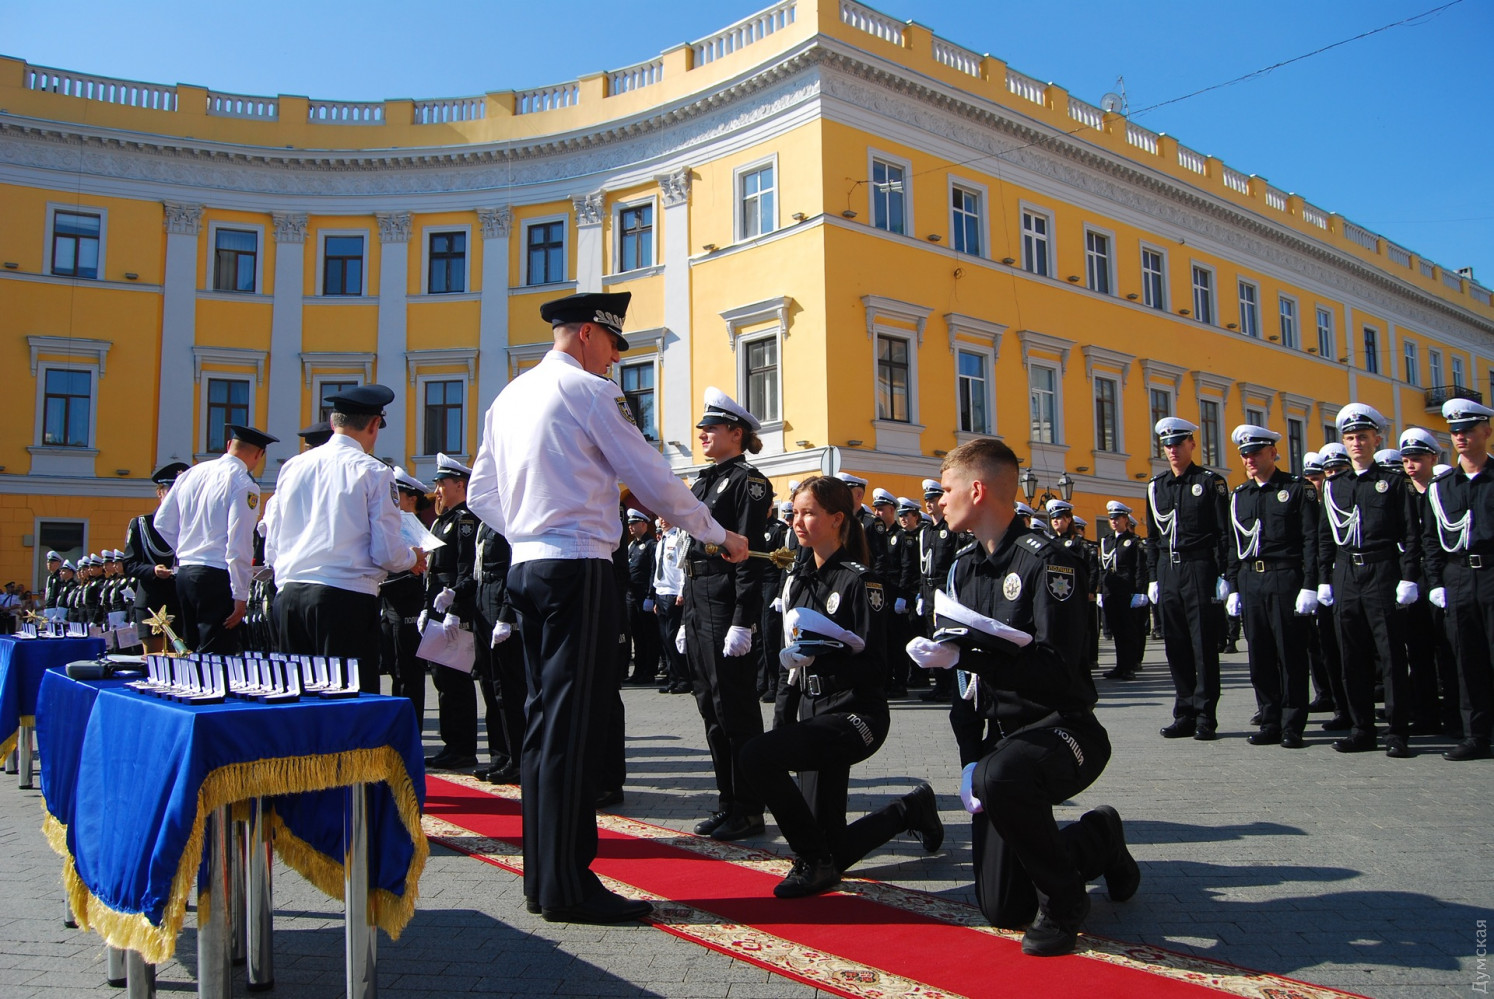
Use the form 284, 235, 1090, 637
1100, 76, 1129, 116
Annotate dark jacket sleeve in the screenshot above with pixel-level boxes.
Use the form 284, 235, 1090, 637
1224, 489, 1241, 589
122, 516, 161, 584
1422, 483, 1446, 591
1211, 473, 1230, 574
726, 471, 770, 628
1299, 483, 1320, 587
1397, 481, 1423, 584
1144, 484, 1161, 583
1318, 479, 1338, 585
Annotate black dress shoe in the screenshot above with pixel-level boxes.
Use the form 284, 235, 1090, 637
1247, 729, 1281, 746
902, 783, 944, 853
1090, 805, 1139, 902
541, 889, 652, 925
1333, 732, 1377, 753
773, 855, 841, 898
595, 788, 624, 808
426, 752, 479, 771
710, 813, 765, 841
668, 682, 692, 694
1280, 731, 1305, 749
1443, 738, 1492, 761
483, 765, 520, 785
694, 810, 730, 836
1224, 643, 1239, 655
1321, 715, 1352, 731
1193, 726, 1217, 742
1384, 735, 1413, 759
1160, 719, 1196, 739
1021, 894, 1090, 957
1305, 698, 1334, 713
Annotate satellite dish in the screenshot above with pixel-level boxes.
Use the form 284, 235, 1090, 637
1100, 92, 1124, 114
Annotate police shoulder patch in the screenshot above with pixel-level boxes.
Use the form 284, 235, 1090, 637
1045, 563, 1076, 601
615, 396, 638, 427
1215, 479, 1228, 496
1304, 485, 1317, 501
247, 493, 258, 510
391, 483, 400, 507
747, 477, 768, 502
460, 522, 475, 537
864, 583, 885, 612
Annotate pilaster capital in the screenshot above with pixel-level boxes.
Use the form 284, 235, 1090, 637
476, 205, 512, 239
573, 191, 605, 228
376, 212, 412, 243
657, 168, 692, 207
271, 212, 308, 244
161, 202, 203, 236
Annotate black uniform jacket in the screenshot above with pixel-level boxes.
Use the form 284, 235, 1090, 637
689, 454, 771, 628
920, 519, 963, 593
1145, 462, 1229, 581
1225, 469, 1321, 588
1098, 530, 1146, 602
426, 501, 479, 620
1423, 454, 1494, 589
123, 512, 177, 614
781, 547, 887, 718
626, 536, 655, 601
946, 521, 1097, 734
1317, 464, 1422, 583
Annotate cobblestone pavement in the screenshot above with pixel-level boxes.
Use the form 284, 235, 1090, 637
2, 642, 1489, 998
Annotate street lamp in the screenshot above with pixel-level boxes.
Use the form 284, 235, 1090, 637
1057, 471, 1076, 502
1019, 467, 1038, 503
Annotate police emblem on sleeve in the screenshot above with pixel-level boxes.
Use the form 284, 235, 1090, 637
864, 584, 885, 612
390, 483, 399, 507
1192, 483, 1203, 496
747, 478, 767, 501
1375, 480, 1388, 493
1215, 479, 1227, 496
247, 493, 258, 510
1045, 564, 1075, 601
1003, 572, 1022, 600
460, 522, 475, 537
615, 397, 638, 427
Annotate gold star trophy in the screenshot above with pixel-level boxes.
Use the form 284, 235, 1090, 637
144, 606, 190, 656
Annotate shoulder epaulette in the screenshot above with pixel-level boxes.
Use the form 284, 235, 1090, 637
841, 560, 871, 576
954, 541, 981, 559
1019, 534, 1049, 555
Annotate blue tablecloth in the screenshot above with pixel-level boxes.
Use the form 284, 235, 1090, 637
0, 635, 106, 759
36, 669, 427, 963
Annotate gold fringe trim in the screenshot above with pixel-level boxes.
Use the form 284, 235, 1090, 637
40, 745, 428, 964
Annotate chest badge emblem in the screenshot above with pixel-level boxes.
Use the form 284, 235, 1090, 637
1003, 572, 1022, 600
1191, 483, 1203, 496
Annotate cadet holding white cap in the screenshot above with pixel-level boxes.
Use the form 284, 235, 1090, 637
421, 453, 481, 770
1398, 428, 1459, 737
1423, 397, 1494, 760
1317, 404, 1422, 757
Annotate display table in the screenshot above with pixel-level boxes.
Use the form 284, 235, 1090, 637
36, 669, 428, 998
0, 634, 106, 787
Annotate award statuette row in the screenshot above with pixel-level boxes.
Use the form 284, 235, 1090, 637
16, 614, 92, 640
125, 652, 364, 705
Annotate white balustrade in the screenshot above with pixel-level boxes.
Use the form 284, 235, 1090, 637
1386, 243, 1412, 267
207, 92, 278, 120
693, 0, 798, 64
1222, 167, 1250, 194
1342, 222, 1378, 250
1125, 122, 1158, 154
413, 97, 484, 124
1265, 187, 1287, 211
1301, 203, 1328, 229
1442, 271, 1463, 291
931, 37, 981, 77
25, 64, 177, 110
307, 100, 383, 124
608, 58, 664, 95
514, 83, 580, 115
1420, 260, 1436, 278
1006, 69, 1045, 106
1470, 285, 1492, 306
1067, 97, 1103, 129
1176, 145, 1206, 174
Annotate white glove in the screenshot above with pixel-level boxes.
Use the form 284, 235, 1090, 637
433, 587, 456, 613
906, 636, 960, 670
1225, 592, 1242, 618
441, 612, 461, 635
894, 597, 908, 615
1130, 593, 1147, 609
417, 610, 430, 632
959, 762, 984, 815
675, 627, 686, 654
491, 621, 512, 646
1317, 584, 1335, 607
1395, 580, 1418, 607
1429, 587, 1447, 609
770, 597, 783, 613
1095, 593, 1104, 608
642, 598, 654, 613
723, 625, 753, 657
1215, 577, 1231, 602
915, 596, 924, 616
121, 586, 135, 602
1294, 588, 1319, 616
779, 645, 814, 671
1147, 581, 1159, 604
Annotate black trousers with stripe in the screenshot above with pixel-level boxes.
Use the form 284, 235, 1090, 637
507, 558, 619, 909
1156, 557, 1222, 727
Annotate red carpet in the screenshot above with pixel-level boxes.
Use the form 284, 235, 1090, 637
423, 775, 1364, 999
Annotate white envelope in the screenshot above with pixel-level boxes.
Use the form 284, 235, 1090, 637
416, 614, 474, 673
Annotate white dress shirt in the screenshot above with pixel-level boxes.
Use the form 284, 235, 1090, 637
265, 433, 416, 595
154, 452, 260, 600
468, 349, 726, 564
653, 527, 686, 597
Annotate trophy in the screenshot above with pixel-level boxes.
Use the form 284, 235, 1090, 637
144, 606, 190, 656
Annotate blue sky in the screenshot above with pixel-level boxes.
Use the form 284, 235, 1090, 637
3, 0, 1489, 283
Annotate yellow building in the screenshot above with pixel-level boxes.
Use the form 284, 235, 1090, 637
2, 0, 1491, 589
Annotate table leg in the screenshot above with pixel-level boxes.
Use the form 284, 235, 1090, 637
229, 817, 247, 966
126, 951, 156, 999
196, 805, 231, 999
17, 723, 34, 788
107, 946, 126, 987
4, 747, 15, 775
344, 782, 376, 999
246, 797, 274, 992
63, 896, 77, 928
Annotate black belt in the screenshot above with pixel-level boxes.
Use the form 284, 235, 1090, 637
1453, 553, 1488, 570
1246, 559, 1298, 572
1340, 548, 1397, 566
803, 672, 854, 698
1167, 549, 1215, 564
480, 570, 505, 584
684, 560, 730, 578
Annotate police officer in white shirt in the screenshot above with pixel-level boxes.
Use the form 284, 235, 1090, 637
266, 385, 424, 692
467, 290, 749, 926
155, 423, 276, 653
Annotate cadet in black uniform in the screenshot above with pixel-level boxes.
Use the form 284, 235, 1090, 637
1398, 429, 1459, 735
757, 505, 791, 703
384, 468, 432, 717
624, 510, 658, 684
1223, 425, 1320, 747
1099, 501, 1148, 680
474, 520, 524, 782
739, 475, 943, 899
1318, 405, 1423, 757
42, 551, 62, 614
1146, 417, 1231, 740
1311, 445, 1354, 730
883, 495, 921, 696
423, 454, 481, 770
908, 438, 1138, 957
838, 474, 891, 586
682, 387, 772, 842
918, 479, 962, 702
1424, 398, 1494, 760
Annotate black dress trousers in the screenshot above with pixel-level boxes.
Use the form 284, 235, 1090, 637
1156, 557, 1222, 726
1237, 566, 1310, 736
683, 569, 764, 817
275, 581, 382, 691
175, 565, 241, 655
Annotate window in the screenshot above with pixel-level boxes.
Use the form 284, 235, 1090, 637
1199, 399, 1222, 466
1021, 208, 1050, 276
525, 220, 566, 286
322, 235, 364, 296
1191, 266, 1214, 324
1084, 230, 1111, 295
1237, 281, 1259, 337
204, 378, 249, 453
1246, 407, 1266, 428
1030, 364, 1058, 443
1141, 248, 1166, 310
952, 186, 981, 256
620, 361, 656, 440
1429, 349, 1444, 388
743, 336, 779, 424
423, 380, 463, 455
1094, 376, 1119, 452
871, 158, 906, 235
1403, 340, 1419, 386
318, 380, 357, 422
957, 349, 989, 434
1323, 423, 1337, 445
876, 334, 911, 422
738, 163, 776, 240
427, 231, 466, 294
36, 521, 86, 588
1279, 296, 1298, 349
1150, 388, 1172, 458
212, 228, 258, 292
1452, 356, 1465, 388
617, 204, 653, 272
1316, 307, 1335, 360
1287, 418, 1305, 475
1363, 327, 1380, 374
51, 210, 101, 279
42, 369, 91, 447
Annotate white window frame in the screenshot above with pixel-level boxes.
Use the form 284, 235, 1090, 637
1402, 338, 1419, 386
415, 373, 467, 457
199, 375, 256, 457
734, 154, 778, 243
1093, 373, 1122, 453
611, 197, 659, 275
1451, 355, 1466, 388
1140, 244, 1168, 311
1029, 361, 1062, 445
1020, 203, 1053, 277
420, 224, 473, 295
948, 175, 988, 258
1428, 348, 1444, 388
311, 374, 363, 423
947, 313, 1004, 444
520, 214, 570, 288
615, 352, 662, 443
867, 149, 912, 237
1083, 225, 1114, 296
34, 362, 99, 450
1286, 416, 1306, 474
875, 330, 917, 425
206, 220, 265, 294
738, 331, 783, 428
955, 346, 994, 436
1362, 325, 1381, 375
1237, 279, 1260, 337
1148, 385, 1175, 459
45, 202, 108, 281
315, 228, 371, 298
1278, 294, 1299, 349
1190, 263, 1216, 324
1315, 305, 1336, 360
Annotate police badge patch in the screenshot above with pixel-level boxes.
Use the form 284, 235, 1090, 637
747, 478, 767, 501
1216, 479, 1227, 496
1277, 489, 1290, 503
717, 479, 730, 494
826, 591, 842, 614
1375, 480, 1388, 493
247, 493, 258, 510
1046, 564, 1075, 601
615, 397, 638, 427
1192, 483, 1203, 496
1002, 571, 1022, 600
390, 483, 399, 507
460, 522, 475, 537
865, 584, 885, 612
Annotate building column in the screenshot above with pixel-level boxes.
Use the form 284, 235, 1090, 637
657, 168, 693, 469
375, 212, 411, 466
267, 212, 307, 483
156, 202, 202, 468
573, 192, 604, 293
475, 206, 512, 416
